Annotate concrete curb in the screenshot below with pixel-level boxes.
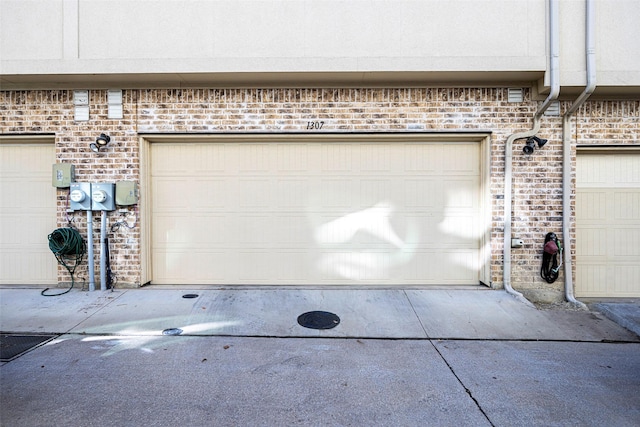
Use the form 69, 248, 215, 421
592, 302, 640, 338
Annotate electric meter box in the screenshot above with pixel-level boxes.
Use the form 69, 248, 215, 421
52, 163, 75, 188
115, 181, 138, 206
91, 183, 116, 211
69, 182, 92, 211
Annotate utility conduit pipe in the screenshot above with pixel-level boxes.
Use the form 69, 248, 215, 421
100, 211, 108, 291
86, 210, 96, 291
503, 0, 559, 304
561, 0, 595, 309
504, 124, 541, 306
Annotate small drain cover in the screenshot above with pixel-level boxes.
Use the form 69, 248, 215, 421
182, 294, 199, 299
162, 328, 183, 336
297, 311, 340, 330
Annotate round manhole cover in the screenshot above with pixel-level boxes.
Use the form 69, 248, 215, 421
162, 328, 183, 336
297, 311, 340, 330
182, 294, 199, 299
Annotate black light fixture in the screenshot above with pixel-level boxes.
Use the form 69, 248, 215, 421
90, 133, 111, 153
523, 136, 548, 154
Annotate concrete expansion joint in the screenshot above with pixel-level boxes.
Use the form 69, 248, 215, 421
429, 339, 496, 427
19, 332, 638, 345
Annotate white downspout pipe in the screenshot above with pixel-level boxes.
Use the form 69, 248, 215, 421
503, 0, 559, 304
534, 0, 561, 123
561, 0, 595, 309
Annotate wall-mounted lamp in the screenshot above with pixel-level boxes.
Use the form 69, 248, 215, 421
522, 136, 548, 154
90, 133, 111, 153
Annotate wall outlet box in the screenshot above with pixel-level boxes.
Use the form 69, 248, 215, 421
52, 163, 75, 188
115, 181, 138, 205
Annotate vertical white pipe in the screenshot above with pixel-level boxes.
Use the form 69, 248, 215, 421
562, 0, 595, 309
565, 0, 596, 118
503, 0, 559, 303
86, 210, 95, 291
503, 124, 540, 306
100, 211, 107, 291
535, 0, 561, 121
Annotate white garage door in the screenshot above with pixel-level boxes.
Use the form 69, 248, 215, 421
576, 151, 640, 297
0, 141, 57, 285
150, 139, 482, 285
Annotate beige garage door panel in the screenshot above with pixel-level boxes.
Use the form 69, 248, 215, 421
0, 143, 57, 285
576, 152, 640, 297
151, 141, 481, 285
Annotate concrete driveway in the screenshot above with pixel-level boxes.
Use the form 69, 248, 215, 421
1, 287, 639, 426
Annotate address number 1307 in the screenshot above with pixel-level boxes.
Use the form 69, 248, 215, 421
306, 121, 325, 130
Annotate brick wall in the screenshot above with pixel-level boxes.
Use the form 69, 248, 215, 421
1, 88, 638, 299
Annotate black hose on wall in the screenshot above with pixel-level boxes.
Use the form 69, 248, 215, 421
42, 228, 86, 296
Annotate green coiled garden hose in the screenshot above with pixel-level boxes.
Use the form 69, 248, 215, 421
42, 227, 86, 296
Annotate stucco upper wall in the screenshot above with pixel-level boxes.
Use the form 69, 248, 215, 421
1, 0, 639, 93
557, 0, 640, 94
0, 0, 545, 87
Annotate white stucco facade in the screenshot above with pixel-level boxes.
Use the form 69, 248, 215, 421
2, 0, 638, 93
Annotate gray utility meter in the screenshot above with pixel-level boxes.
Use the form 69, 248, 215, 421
69, 183, 116, 211
70, 182, 92, 211
91, 183, 116, 211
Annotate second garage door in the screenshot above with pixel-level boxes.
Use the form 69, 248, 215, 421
576, 151, 640, 297
150, 138, 483, 285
